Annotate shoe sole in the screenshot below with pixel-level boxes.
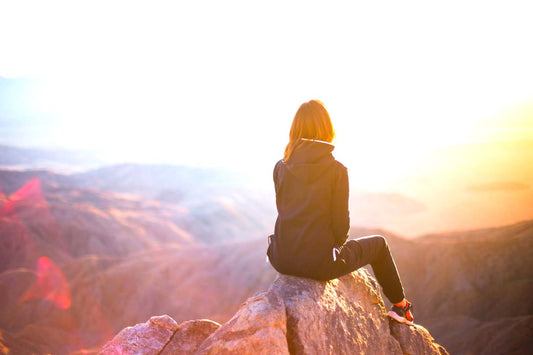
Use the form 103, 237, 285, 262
388, 311, 414, 325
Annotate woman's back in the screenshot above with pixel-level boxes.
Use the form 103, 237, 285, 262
268, 139, 349, 278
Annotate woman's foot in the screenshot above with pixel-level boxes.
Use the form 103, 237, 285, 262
388, 299, 414, 325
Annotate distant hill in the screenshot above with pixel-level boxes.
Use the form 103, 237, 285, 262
0, 145, 109, 172
0, 165, 277, 244
0, 173, 275, 353
0, 175, 194, 273
1, 164, 532, 354
4, 143, 531, 238
385, 221, 533, 355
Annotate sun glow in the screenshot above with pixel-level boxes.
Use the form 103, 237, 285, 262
1, 0, 533, 200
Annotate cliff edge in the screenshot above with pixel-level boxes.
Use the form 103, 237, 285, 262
100, 269, 448, 354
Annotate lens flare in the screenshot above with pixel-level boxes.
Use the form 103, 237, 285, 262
21, 256, 72, 309
1, 177, 55, 224
4, 177, 42, 205
2, 178, 70, 308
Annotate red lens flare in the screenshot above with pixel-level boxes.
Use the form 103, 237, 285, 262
21, 256, 72, 309
1, 177, 43, 212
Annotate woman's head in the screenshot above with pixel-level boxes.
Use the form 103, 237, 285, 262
283, 100, 335, 162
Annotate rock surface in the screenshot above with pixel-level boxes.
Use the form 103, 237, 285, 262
196, 290, 289, 355
269, 271, 400, 355
99, 316, 221, 355
161, 319, 221, 355
390, 320, 448, 355
99, 315, 179, 355
100, 269, 448, 354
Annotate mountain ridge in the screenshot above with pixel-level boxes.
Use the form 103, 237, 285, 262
0, 165, 531, 354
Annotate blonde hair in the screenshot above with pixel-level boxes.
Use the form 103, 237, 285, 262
283, 100, 335, 162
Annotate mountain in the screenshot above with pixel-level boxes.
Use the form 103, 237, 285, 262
0, 172, 194, 273
0, 145, 109, 172
0, 168, 276, 353
383, 221, 533, 355
0, 164, 277, 244
1, 164, 532, 354
3, 217, 531, 354
7, 142, 530, 238
0, 238, 275, 354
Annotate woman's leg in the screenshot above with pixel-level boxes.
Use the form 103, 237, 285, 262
339, 235, 405, 304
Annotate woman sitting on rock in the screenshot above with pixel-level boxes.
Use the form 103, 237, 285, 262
267, 99, 414, 325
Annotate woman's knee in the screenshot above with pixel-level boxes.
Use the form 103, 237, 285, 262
365, 234, 387, 246
377, 235, 391, 249
353, 235, 389, 259
367, 235, 390, 253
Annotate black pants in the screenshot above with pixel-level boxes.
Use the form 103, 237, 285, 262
318, 235, 405, 304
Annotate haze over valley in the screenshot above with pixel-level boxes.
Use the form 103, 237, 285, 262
0, 154, 531, 354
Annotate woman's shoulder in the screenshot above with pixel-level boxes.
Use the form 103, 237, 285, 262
273, 159, 285, 182
274, 159, 285, 172
332, 159, 348, 171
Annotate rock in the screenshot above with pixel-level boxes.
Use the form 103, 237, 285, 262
99, 315, 178, 355
98, 316, 220, 355
390, 320, 449, 355
100, 270, 448, 354
272, 270, 401, 354
161, 319, 220, 355
196, 290, 289, 354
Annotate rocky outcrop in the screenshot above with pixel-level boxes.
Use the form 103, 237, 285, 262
390, 321, 448, 355
100, 315, 179, 355
196, 289, 289, 354
100, 269, 448, 354
99, 316, 220, 355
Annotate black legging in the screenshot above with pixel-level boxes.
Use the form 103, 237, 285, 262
316, 235, 405, 304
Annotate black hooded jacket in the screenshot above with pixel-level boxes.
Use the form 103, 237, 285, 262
267, 139, 350, 279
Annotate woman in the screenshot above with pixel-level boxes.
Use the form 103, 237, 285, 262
267, 99, 414, 325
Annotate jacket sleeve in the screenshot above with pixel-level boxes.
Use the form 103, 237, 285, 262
331, 165, 350, 247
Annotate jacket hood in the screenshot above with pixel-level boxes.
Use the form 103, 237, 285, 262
285, 140, 335, 183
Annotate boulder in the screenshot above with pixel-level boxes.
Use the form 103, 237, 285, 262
271, 271, 401, 354
99, 315, 179, 355
161, 319, 221, 355
390, 320, 448, 355
196, 290, 288, 354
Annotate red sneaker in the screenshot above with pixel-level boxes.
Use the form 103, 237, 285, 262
388, 300, 414, 325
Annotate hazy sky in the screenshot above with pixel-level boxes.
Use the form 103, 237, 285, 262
1, 0, 532, 182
